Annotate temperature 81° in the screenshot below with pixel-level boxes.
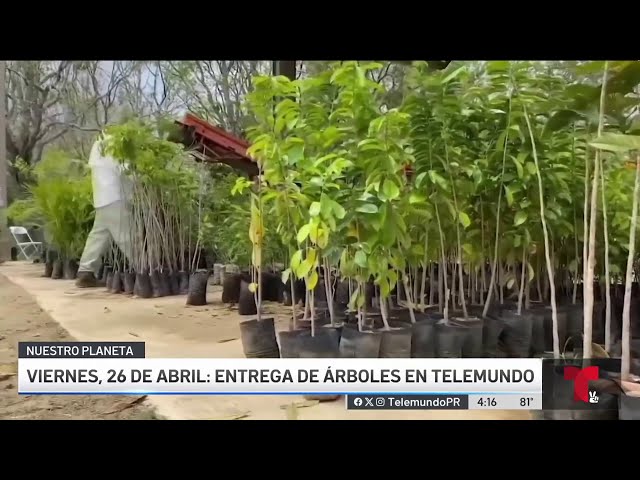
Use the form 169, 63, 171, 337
519, 397, 534, 407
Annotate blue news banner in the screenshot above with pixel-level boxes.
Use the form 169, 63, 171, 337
18, 341, 621, 411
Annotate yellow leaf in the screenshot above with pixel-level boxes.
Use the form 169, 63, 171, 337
307, 248, 317, 265
248, 283, 258, 293
308, 270, 319, 290
310, 224, 320, 244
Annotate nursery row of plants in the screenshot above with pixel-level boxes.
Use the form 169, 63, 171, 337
7, 121, 284, 304
7, 59, 640, 418
222, 60, 640, 418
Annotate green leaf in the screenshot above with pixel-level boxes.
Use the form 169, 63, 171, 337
296, 224, 311, 244
320, 195, 332, 218
331, 200, 346, 220
379, 277, 391, 297
543, 110, 583, 135
382, 179, 400, 201
590, 133, 640, 153
309, 202, 321, 217
458, 211, 471, 228
409, 192, 427, 204
511, 155, 524, 179
415, 172, 428, 187
607, 61, 640, 96
357, 139, 385, 151
504, 185, 514, 207
428, 170, 449, 191
514, 211, 528, 227
525, 162, 537, 175
442, 66, 465, 84
356, 203, 378, 214
354, 251, 367, 268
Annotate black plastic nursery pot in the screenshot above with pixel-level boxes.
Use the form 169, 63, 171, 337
43, 260, 54, 278
186, 270, 209, 306
449, 316, 484, 358
295, 311, 331, 330
239, 317, 280, 358
298, 330, 341, 402
339, 324, 382, 358
282, 278, 306, 307
499, 309, 534, 358
527, 307, 546, 355
377, 323, 413, 358
123, 272, 136, 295
161, 270, 173, 296
364, 281, 375, 308
482, 315, 505, 358
539, 306, 568, 354
619, 393, 640, 420
150, 270, 171, 297
278, 329, 307, 358
51, 259, 64, 280
336, 280, 350, 306
564, 303, 584, 341
297, 329, 341, 358
43, 249, 57, 278
592, 301, 606, 344
212, 264, 225, 286
169, 271, 180, 296
261, 272, 282, 302
62, 259, 79, 280
434, 321, 464, 358
238, 280, 258, 316
134, 272, 153, 298
410, 315, 440, 358
110, 271, 123, 293
222, 272, 250, 304
313, 276, 328, 305
178, 271, 190, 295
105, 269, 114, 292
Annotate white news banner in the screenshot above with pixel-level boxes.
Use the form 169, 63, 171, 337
18, 358, 543, 396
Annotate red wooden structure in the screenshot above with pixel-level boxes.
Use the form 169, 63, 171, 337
173, 113, 259, 177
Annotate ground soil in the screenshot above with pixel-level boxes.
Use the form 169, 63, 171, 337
0, 273, 160, 420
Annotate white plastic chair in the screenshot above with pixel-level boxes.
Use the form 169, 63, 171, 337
9, 226, 43, 261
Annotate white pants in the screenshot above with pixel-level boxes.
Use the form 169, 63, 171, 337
78, 200, 132, 274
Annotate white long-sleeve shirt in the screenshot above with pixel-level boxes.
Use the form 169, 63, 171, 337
88, 135, 131, 208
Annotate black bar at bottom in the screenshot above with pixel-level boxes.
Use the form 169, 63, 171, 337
346, 394, 469, 410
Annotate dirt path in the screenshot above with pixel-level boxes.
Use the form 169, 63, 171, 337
0, 273, 159, 420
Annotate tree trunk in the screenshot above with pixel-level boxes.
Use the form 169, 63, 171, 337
583, 62, 609, 359
599, 160, 613, 351
622, 154, 640, 380
523, 104, 560, 357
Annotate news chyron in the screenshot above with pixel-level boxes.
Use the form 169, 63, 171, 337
18, 341, 620, 412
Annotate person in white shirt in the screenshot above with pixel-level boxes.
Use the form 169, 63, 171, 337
75, 133, 133, 288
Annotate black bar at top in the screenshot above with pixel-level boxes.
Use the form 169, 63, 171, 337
18, 342, 145, 359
